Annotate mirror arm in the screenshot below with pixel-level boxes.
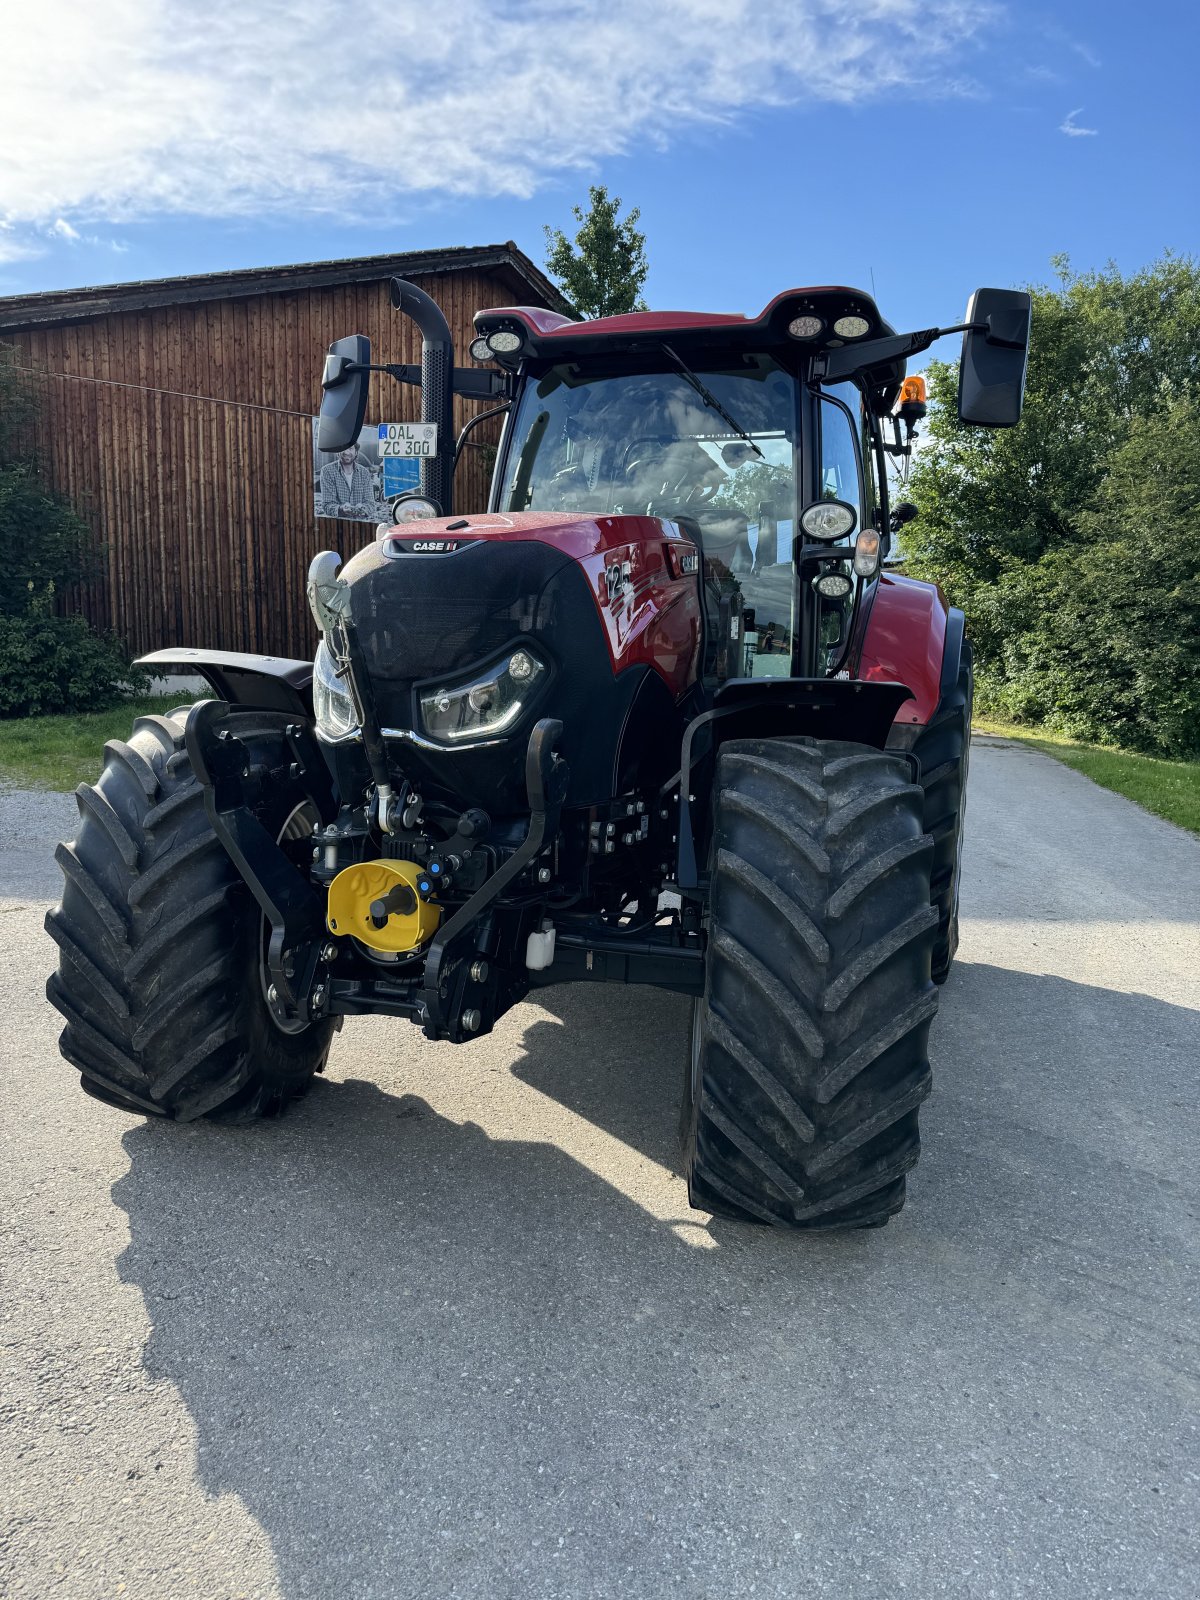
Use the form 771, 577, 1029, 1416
816, 321, 989, 384
323, 360, 420, 388
450, 368, 514, 400
329, 362, 509, 399
881, 414, 910, 458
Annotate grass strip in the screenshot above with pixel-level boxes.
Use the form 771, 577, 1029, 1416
0, 697, 204, 792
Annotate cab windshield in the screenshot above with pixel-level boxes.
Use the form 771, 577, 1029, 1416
500, 357, 799, 674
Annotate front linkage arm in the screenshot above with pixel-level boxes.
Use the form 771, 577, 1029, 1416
185, 700, 334, 1032
418, 719, 569, 1043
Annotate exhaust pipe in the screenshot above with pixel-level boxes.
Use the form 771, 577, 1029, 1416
390, 277, 454, 515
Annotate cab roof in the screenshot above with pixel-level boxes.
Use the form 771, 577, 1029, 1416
474, 286, 897, 367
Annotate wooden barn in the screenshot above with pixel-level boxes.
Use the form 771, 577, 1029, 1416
0, 244, 568, 660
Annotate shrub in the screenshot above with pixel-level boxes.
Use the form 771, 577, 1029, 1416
904, 254, 1200, 758
0, 591, 145, 718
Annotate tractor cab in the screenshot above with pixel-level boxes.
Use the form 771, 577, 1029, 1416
475, 290, 897, 684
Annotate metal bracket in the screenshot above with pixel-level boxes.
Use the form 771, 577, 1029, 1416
418, 718, 568, 1041
185, 701, 330, 1025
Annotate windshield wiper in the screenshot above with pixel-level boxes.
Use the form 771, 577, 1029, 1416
661, 344, 764, 460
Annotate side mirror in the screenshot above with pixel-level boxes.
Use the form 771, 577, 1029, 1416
958, 288, 1030, 428
889, 501, 919, 532
317, 334, 371, 452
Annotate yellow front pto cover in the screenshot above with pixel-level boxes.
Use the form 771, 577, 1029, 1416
326, 858, 441, 954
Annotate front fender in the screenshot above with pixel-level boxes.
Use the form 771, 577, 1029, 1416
136, 647, 313, 718
674, 677, 916, 887
856, 574, 962, 729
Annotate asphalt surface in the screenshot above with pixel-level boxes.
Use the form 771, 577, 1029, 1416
3, 743, 1198, 1599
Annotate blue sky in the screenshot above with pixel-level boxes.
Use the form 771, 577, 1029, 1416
2, 0, 1195, 362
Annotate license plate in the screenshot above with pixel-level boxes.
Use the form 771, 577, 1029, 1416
379, 422, 438, 458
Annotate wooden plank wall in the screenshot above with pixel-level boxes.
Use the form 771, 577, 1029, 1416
6, 267, 525, 660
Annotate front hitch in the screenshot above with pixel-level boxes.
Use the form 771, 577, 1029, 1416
417, 717, 568, 1042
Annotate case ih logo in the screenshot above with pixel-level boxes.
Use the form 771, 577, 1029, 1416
389, 538, 462, 554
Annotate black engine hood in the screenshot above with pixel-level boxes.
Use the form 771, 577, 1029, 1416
333, 535, 677, 811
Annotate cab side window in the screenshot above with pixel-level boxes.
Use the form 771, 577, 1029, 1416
818, 392, 863, 531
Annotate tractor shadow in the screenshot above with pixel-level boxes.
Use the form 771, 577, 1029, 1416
112, 964, 1200, 1599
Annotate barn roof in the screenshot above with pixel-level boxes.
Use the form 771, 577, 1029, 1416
0, 242, 570, 332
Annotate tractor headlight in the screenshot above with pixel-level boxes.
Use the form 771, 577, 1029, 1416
814, 569, 853, 599
313, 639, 359, 742
800, 499, 857, 542
390, 492, 442, 523
418, 647, 546, 745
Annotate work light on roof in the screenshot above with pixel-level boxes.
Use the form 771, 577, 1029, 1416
787, 314, 824, 340
469, 335, 493, 362
833, 314, 871, 339
486, 329, 523, 355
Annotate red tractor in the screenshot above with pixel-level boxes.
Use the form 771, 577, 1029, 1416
47, 278, 1029, 1229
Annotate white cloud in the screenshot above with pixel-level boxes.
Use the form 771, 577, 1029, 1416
1060, 106, 1098, 137
0, 0, 997, 245
0, 223, 42, 264
50, 218, 81, 241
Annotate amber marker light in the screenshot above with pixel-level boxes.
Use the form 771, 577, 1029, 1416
853, 529, 882, 578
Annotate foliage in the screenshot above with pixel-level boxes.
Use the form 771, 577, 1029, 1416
0, 459, 102, 611
711, 460, 793, 521
0, 344, 143, 717
903, 254, 1200, 758
544, 186, 649, 319
0, 592, 144, 718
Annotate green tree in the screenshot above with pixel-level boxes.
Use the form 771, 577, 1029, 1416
902, 253, 1200, 756
544, 186, 649, 319
0, 344, 142, 716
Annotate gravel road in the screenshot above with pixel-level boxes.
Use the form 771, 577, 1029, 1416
3, 743, 1197, 1599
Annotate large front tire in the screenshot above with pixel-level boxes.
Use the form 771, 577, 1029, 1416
682, 738, 939, 1229
46, 708, 333, 1120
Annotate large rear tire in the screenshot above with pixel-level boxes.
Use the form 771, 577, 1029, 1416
682, 738, 939, 1229
912, 643, 974, 983
46, 708, 334, 1120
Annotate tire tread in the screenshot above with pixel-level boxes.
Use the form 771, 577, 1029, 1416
46, 708, 331, 1121
683, 736, 939, 1229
